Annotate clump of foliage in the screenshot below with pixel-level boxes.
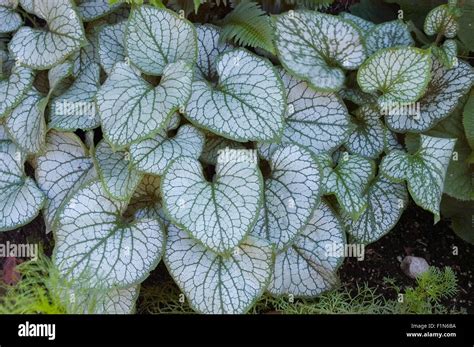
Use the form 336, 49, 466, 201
0, 0, 472, 314
0, 249, 137, 314
384, 267, 461, 314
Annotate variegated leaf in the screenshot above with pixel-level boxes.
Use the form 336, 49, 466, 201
9, 0, 86, 69
0, 4, 22, 34
257, 68, 351, 159
345, 105, 384, 159
97, 61, 193, 149
94, 140, 143, 201
161, 153, 263, 254
268, 201, 345, 297
130, 124, 205, 176
365, 20, 414, 55
252, 145, 321, 251
50, 63, 101, 131
98, 21, 126, 74
424, 4, 459, 38
386, 58, 473, 133
54, 180, 165, 288
165, 224, 273, 314
274, 10, 366, 92
0, 65, 34, 119
5, 88, 46, 154
344, 176, 408, 244
35, 131, 96, 232
0, 140, 45, 231
125, 6, 197, 76
380, 135, 456, 220
357, 47, 432, 109
185, 48, 285, 142
319, 153, 375, 219
76, 0, 122, 22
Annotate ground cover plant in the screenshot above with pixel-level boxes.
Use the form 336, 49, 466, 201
0, 0, 473, 314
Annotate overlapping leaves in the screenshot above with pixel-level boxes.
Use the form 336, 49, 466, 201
0, 2, 472, 314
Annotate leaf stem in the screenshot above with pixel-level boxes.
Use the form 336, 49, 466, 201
18, 8, 38, 28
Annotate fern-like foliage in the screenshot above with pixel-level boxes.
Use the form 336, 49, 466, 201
0, 249, 111, 314
220, 0, 276, 54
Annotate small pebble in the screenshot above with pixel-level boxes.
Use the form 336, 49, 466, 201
401, 256, 429, 279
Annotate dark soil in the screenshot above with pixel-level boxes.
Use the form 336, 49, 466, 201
339, 202, 474, 313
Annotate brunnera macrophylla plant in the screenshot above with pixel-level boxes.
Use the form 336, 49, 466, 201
0, 0, 473, 314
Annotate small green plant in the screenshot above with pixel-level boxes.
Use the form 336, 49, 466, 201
250, 267, 462, 314
0, 251, 68, 314
384, 267, 461, 314
0, 249, 137, 314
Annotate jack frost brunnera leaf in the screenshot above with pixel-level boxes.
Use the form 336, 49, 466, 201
386, 58, 474, 133
5, 88, 46, 155
76, 285, 139, 314
94, 140, 143, 201
98, 21, 126, 75
268, 201, 345, 298
50, 62, 101, 131
98, 286, 138, 314
199, 136, 246, 166
161, 154, 263, 254
130, 124, 205, 176
273, 10, 366, 92
405, 106, 473, 201
165, 224, 273, 314
345, 105, 384, 159
0, 140, 45, 231
73, 33, 100, 77
0, 123, 8, 140
9, 0, 86, 70
125, 6, 197, 76
185, 48, 285, 142
424, 4, 458, 38
433, 39, 458, 69
127, 174, 169, 227
76, 0, 122, 22
340, 12, 375, 34
357, 47, 432, 109
380, 135, 455, 220
35, 131, 96, 232
0, 4, 22, 34
384, 127, 403, 153
195, 24, 232, 81
365, 20, 414, 55
48, 61, 74, 96
54, 180, 165, 288
319, 153, 375, 220
0, 65, 33, 119
252, 145, 321, 251
258, 68, 351, 159
97, 61, 193, 149
344, 175, 407, 244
